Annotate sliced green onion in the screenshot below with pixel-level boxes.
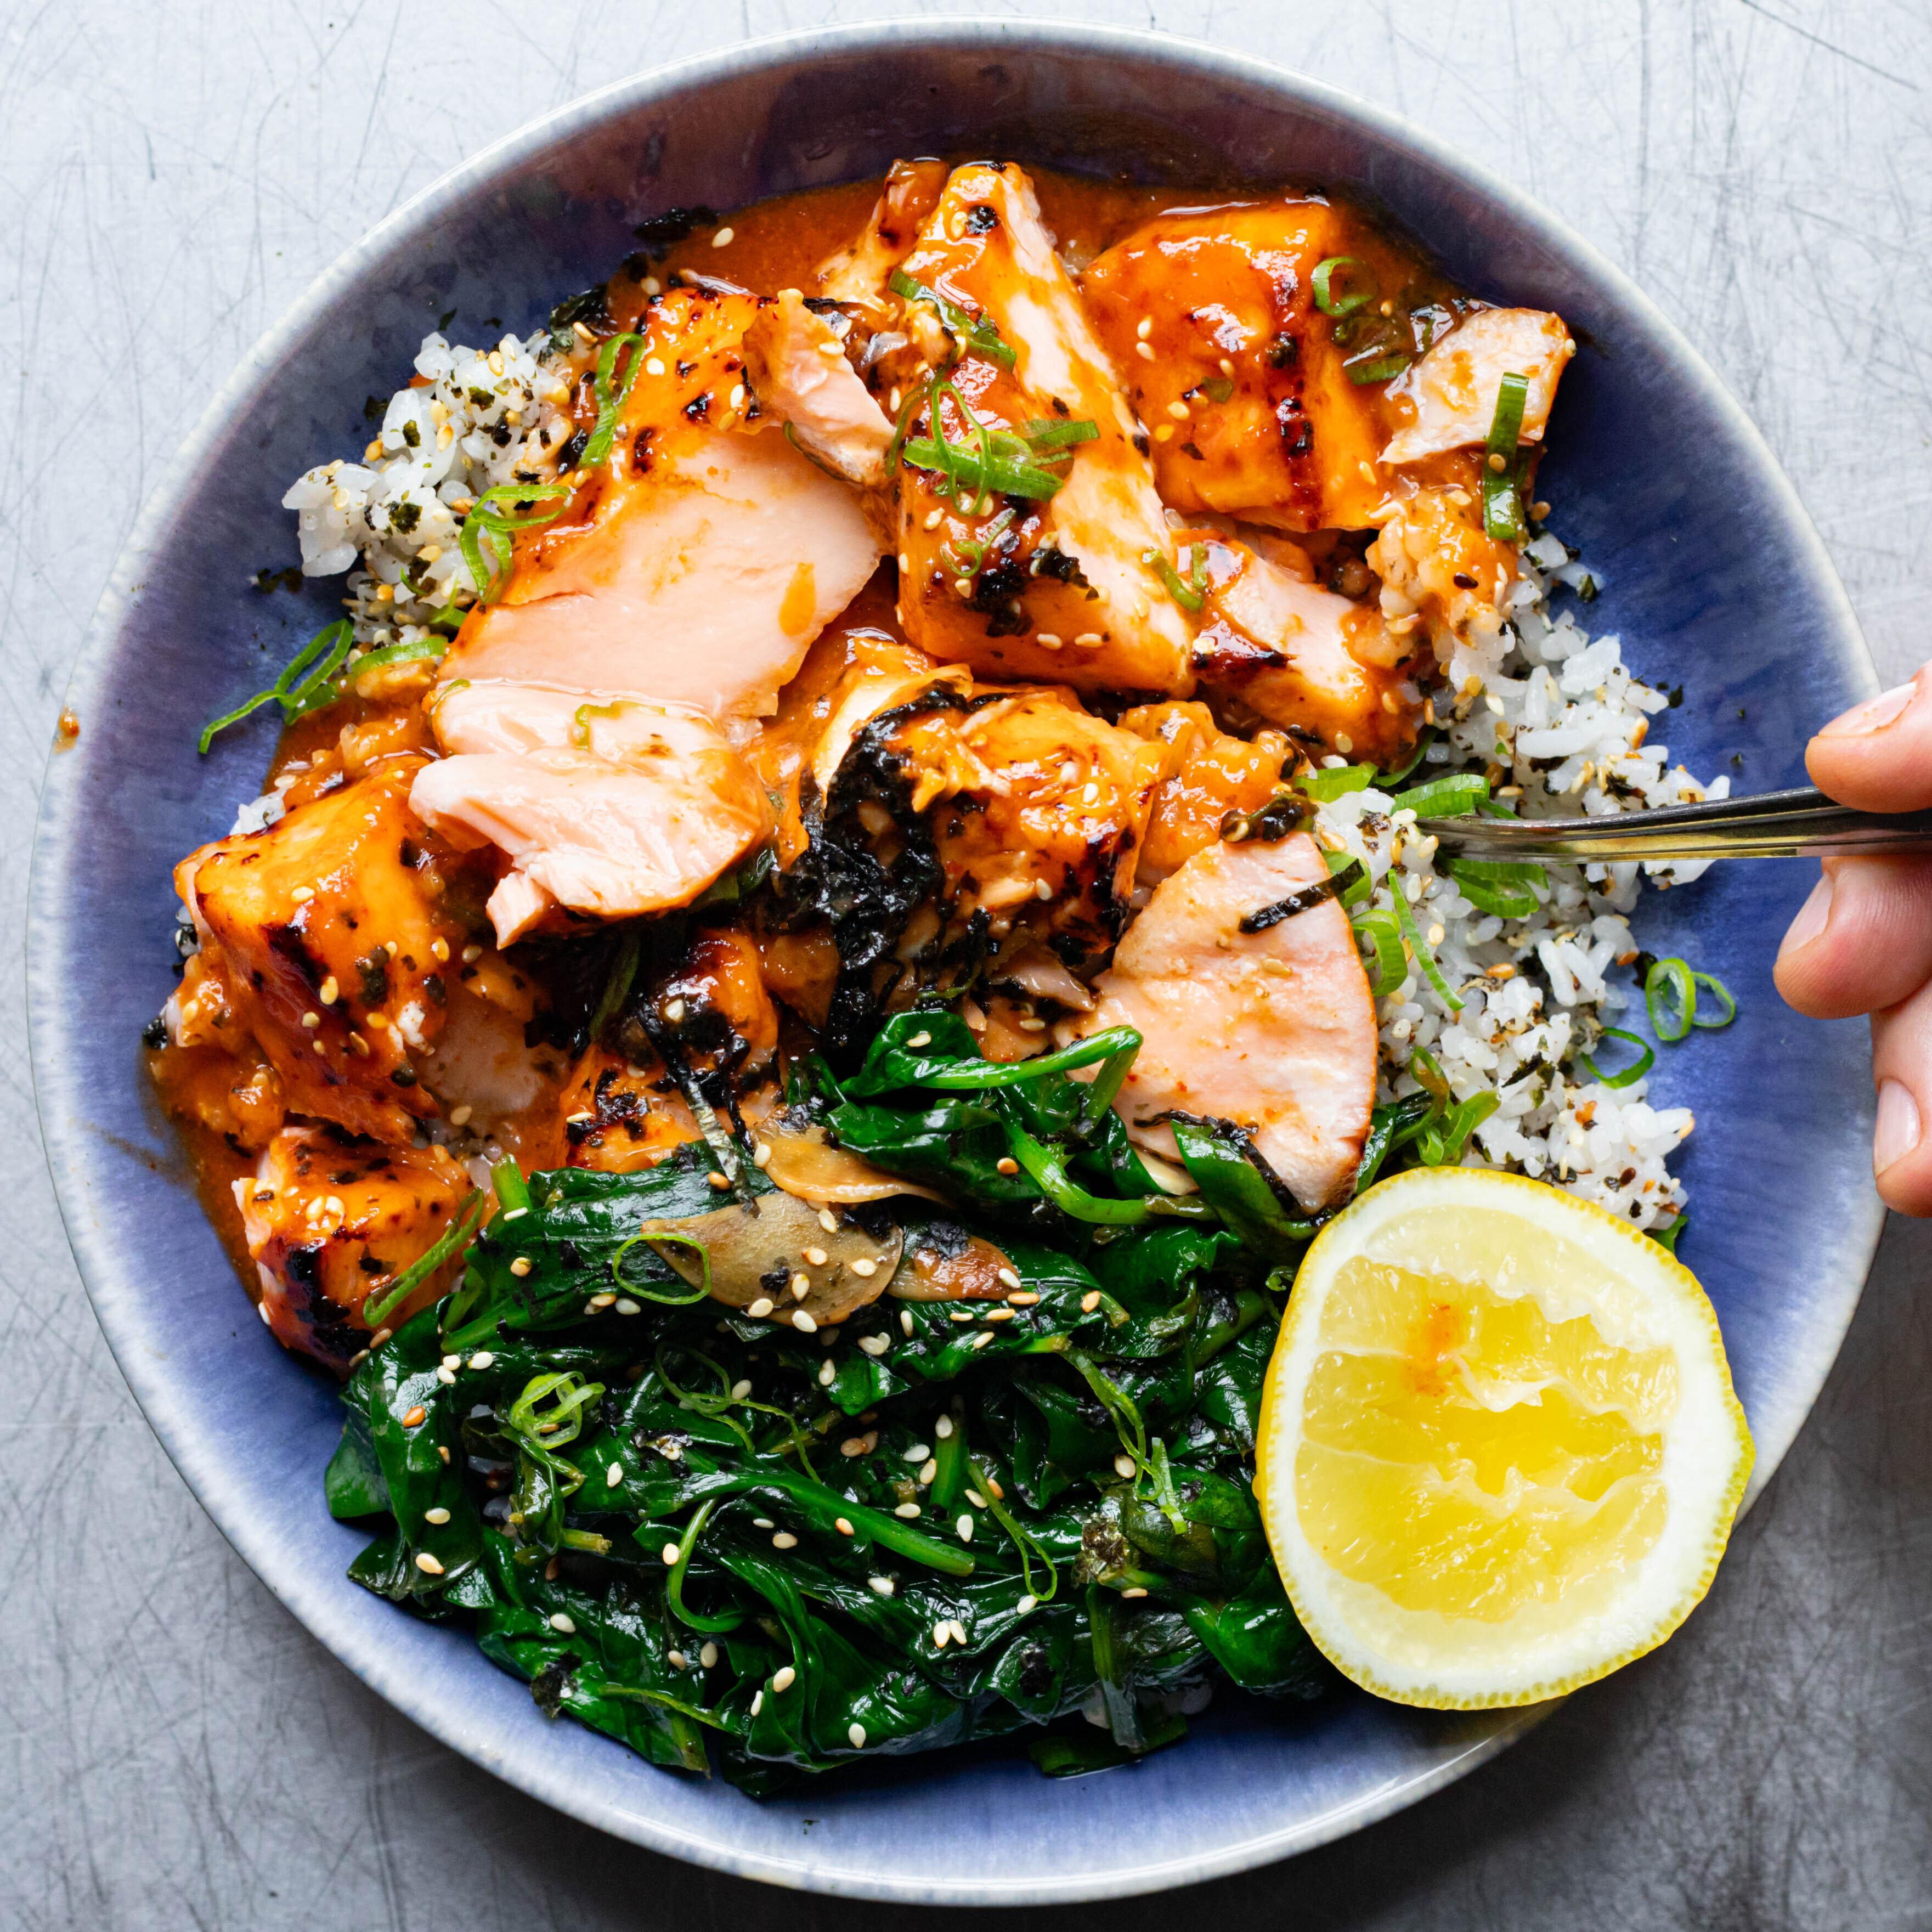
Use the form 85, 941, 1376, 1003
460, 481, 574, 606
1482, 371, 1530, 543
1389, 771, 1489, 818
888, 268, 1016, 367
1312, 256, 1372, 318
1444, 856, 1543, 919
1376, 729, 1437, 787
1146, 542, 1208, 614
662, 1498, 745, 1634
581, 330, 646, 468
505, 1369, 605, 1453
1418, 1091, 1500, 1167
971, 1455, 1059, 1605
1343, 349, 1411, 385
199, 618, 356, 753
1391, 882, 1462, 1013
1353, 907, 1408, 997
611, 1230, 713, 1306
1578, 1026, 1656, 1089
361, 1188, 486, 1331
1295, 764, 1375, 802
1026, 417, 1100, 450
348, 635, 448, 676
1645, 957, 1737, 1040
1649, 1214, 1687, 1254
491, 1157, 533, 1217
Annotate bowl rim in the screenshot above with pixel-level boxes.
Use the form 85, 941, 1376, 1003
27, 13, 1881, 1902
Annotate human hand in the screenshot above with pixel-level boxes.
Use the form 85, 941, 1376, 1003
1775, 664, 1932, 1212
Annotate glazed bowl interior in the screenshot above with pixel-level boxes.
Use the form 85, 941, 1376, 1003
28, 20, 1880, 1905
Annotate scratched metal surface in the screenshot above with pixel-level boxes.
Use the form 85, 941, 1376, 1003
4, 2, 1930, 1925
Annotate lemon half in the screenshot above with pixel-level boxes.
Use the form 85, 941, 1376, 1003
1256, 1166, 1752, 1708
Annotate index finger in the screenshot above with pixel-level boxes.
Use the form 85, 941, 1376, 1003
1805, 663, 1932, 812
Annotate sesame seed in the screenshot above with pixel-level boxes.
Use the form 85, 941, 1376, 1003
970, 1331, 994, 1349
712, 227, 735, 248
1122, 1586, 1149, 1600
851, 1257, 877, 1279
835, 1517, 855, 1536
645, 356, 665, 376
817, 1207, 839, 1234
995, 1267, 1022, 1290
615, 1298, 641, 1315
301, 1011, 321, 1030
964, 1488, 987, 1508
431, 937, 450, 963
461, 942, 483, 963
663, 997, 687, 1024
448, 1104, 473, 1127
983, 1307, 1014, 1323
793, 1310, 818, 1333
996, 1156, 1019, 1176
906, 1031, 932, 1049
919, 1460, 937, 1485
950, 1619, 967, 1646
923, 507, 943, 530
668, 1651, 687, 1670
804, 1245, 828, 1267
729, 383, 745, 409
708, 1173, 731, 1191
858, 1333, 889, 1356
753, 1518, 775, 1530
469, 1350, 494, 1369
318, 975, 340, 1004
290, 885, 314, 902
895, 1502, 922, 1518
772, 1665, 797, 1692
750, 1690, 764, 1716
1080, 1290, 1102, 1313
840, 1436, 869, 1457
1114, 1454, 1137, 1478
1136, 317, 1153, 339
901, 1309, 915, 1337
699, 1642, 719, 1668
730, 1379, 752, 1400
957, 1515, 974, 1541
848, 1722, 867, 1749
902, 1443, 931, 1462
951, 1309, 975, 1324
933, 1622, 951, 1648
1166, 400, 1190, 421
602, 1461, 621, 1486
510, 1257, 533, 1278
661, 1541, 681, 1566
817, 1360, 837, 1386
747, 1297, 774, 1318
1136, 341, 1155, 361
425, 1506, 451, 1525
1154, 424, 1174, 442
790, 1272, 811, 1299
415, 1552, 445, 1575
772, 1532, 799, 1550
1007, 1291, 1040, 1306
934, 1415, 954, 1440
436, 1366, 456, 1386
753, 1141, 773, 1168
402, 1405, 426, 1427
868, 1576, 895, 1597
1074, 631, 1102, 647
1016, 1594, 1037, 1613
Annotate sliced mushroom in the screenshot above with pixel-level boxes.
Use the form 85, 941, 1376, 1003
887, 1219, 1019, 1302
761, 1126, 948, 1208
644, 1189, 904, 1329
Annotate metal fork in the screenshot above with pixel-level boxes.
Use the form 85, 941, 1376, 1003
1427, 786, 1932, 864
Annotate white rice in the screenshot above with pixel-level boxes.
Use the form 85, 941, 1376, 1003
1315, 538, 1725, 1233
285, 332, 1716, 1235
281, 327, 577, 649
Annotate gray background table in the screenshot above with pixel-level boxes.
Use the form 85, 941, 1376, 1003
5, 2, 1929, 1925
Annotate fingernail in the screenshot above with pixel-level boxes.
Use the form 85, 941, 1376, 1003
1777, 873, 1833, 958
1875, 1079, 1922, 1176
1820, 680, 1917, 737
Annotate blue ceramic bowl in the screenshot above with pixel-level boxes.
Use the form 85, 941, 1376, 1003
28, 19, 1882, 1903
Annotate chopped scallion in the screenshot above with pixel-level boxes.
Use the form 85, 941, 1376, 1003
1645, 957, 1737, 1041
1482, 371, 1530, 543
459, 482, 573, 606
581, 331, 646, 467
199, 618, 357, 753
1312, 256, 1372, 318
1025, 417, 1100, 450
1578, 1026, 1657, 1089
888, 269, 1016, 368
1392, 882, 1462, 1012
